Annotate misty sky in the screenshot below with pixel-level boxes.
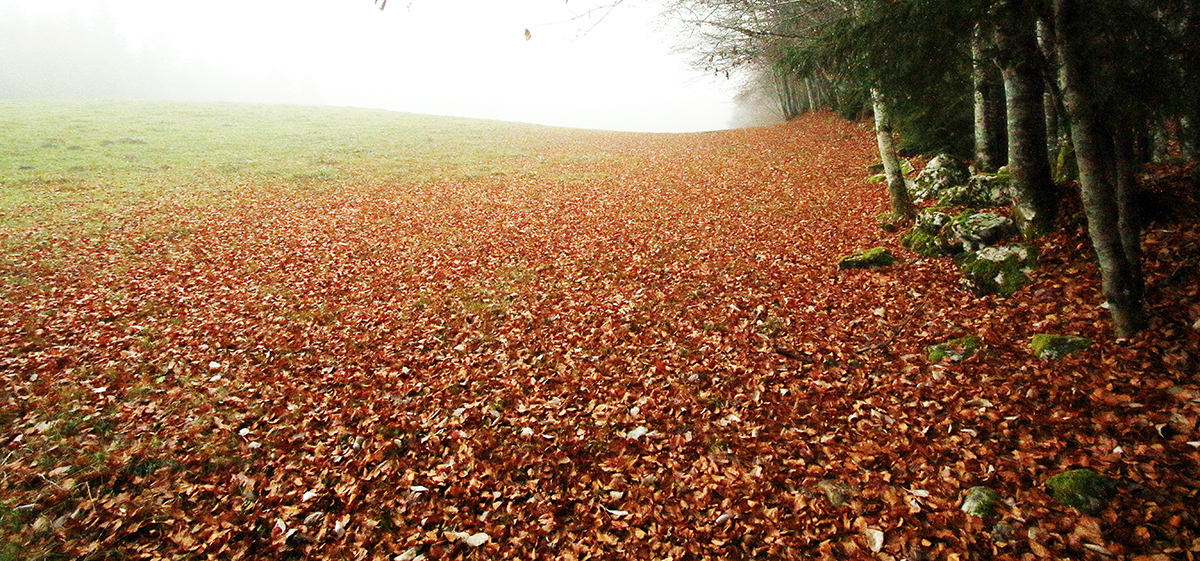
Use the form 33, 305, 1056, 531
1, 0, 742, 132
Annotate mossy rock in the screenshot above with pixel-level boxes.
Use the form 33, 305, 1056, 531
902, 229, 945, 258
902, 230, 962, 259
902, 209, 963, 258
950, 212, 1018, 249
1030, 334, 1092, 360
914, 209, 953, 235
838, 247, 897, 270
928, 335, 981, 363
939, 171, 1012, 209
961, 486, 1004, 518
957, 243, 1036, 296
1045, 469, 1116, 515
911, 154, 969, 201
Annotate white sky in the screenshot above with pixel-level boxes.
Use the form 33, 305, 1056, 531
2, 0, 739, 132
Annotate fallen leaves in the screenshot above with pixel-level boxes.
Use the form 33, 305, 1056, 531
1, 112, 1198, 559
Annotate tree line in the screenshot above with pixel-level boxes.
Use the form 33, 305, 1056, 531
379, 0, 1195, 339
657, 0, 1198, 338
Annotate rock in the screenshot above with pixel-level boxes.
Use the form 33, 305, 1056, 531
957, 243, 1037, 296
914, 209, 953, 235
939, 168, 1012, 208
902, 229, 954, 258
1045, 469, 1116, 515
1030, 334, 1092, 360
961, 486, 1003, 518
838, 247, 897, 270
910, 154, 969, 202
950, 212, 1019, 250
928, 335, 981, 363
902, 209, 962, 258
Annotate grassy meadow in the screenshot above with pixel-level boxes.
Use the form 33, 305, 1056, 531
0, 101, 577, 229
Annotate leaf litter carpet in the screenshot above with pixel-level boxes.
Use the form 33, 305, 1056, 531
2, 113, 1198, 559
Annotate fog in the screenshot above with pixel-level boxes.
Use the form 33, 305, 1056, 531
0, 0, 745, 132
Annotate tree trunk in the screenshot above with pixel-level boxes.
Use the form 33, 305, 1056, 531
1183, 6, 1200, 159
1055, 0, 1147, 337
805, 77, 818, 113
1036, 17, 1068, 171
994, 0, 1057, 238
1114, 115, 1144, 287
973, 25, 1008, 172
872, 88, 916, 220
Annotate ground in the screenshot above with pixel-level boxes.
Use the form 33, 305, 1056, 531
1, 107, 1197, 560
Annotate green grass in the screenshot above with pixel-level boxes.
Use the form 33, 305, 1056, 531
0, 100, 550, 229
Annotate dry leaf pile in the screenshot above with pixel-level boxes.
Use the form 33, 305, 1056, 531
2, 112, 1198, 559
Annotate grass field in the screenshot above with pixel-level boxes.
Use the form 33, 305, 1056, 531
0, 101, 575, 229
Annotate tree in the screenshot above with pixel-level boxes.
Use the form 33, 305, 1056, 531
873, 89, 917, 219
990, 0, 1057, 237
972, 24, 1008, 172
1051, 0, 1159, 336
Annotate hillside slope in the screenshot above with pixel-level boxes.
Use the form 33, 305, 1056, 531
1, 103, 1197, 560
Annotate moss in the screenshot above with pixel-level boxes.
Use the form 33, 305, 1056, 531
1030, 334, 1092, 360
957, 244, 1036, 296
928, 335, 980, 363
1053, 142, 1078, 183
877, 212, 900, 232
961, 486, 1003, 518
1045, 469, 1116, 514
902, 229, 957, 258
838, 247, 897, 270
866, 159, 913, 178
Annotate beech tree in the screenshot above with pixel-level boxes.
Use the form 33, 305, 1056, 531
872, 89, 917, 219
972, 24, 1008, 173
989, 0, 1057, 237
1049, 0, 1178, 336
665, 0, 1200, 337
